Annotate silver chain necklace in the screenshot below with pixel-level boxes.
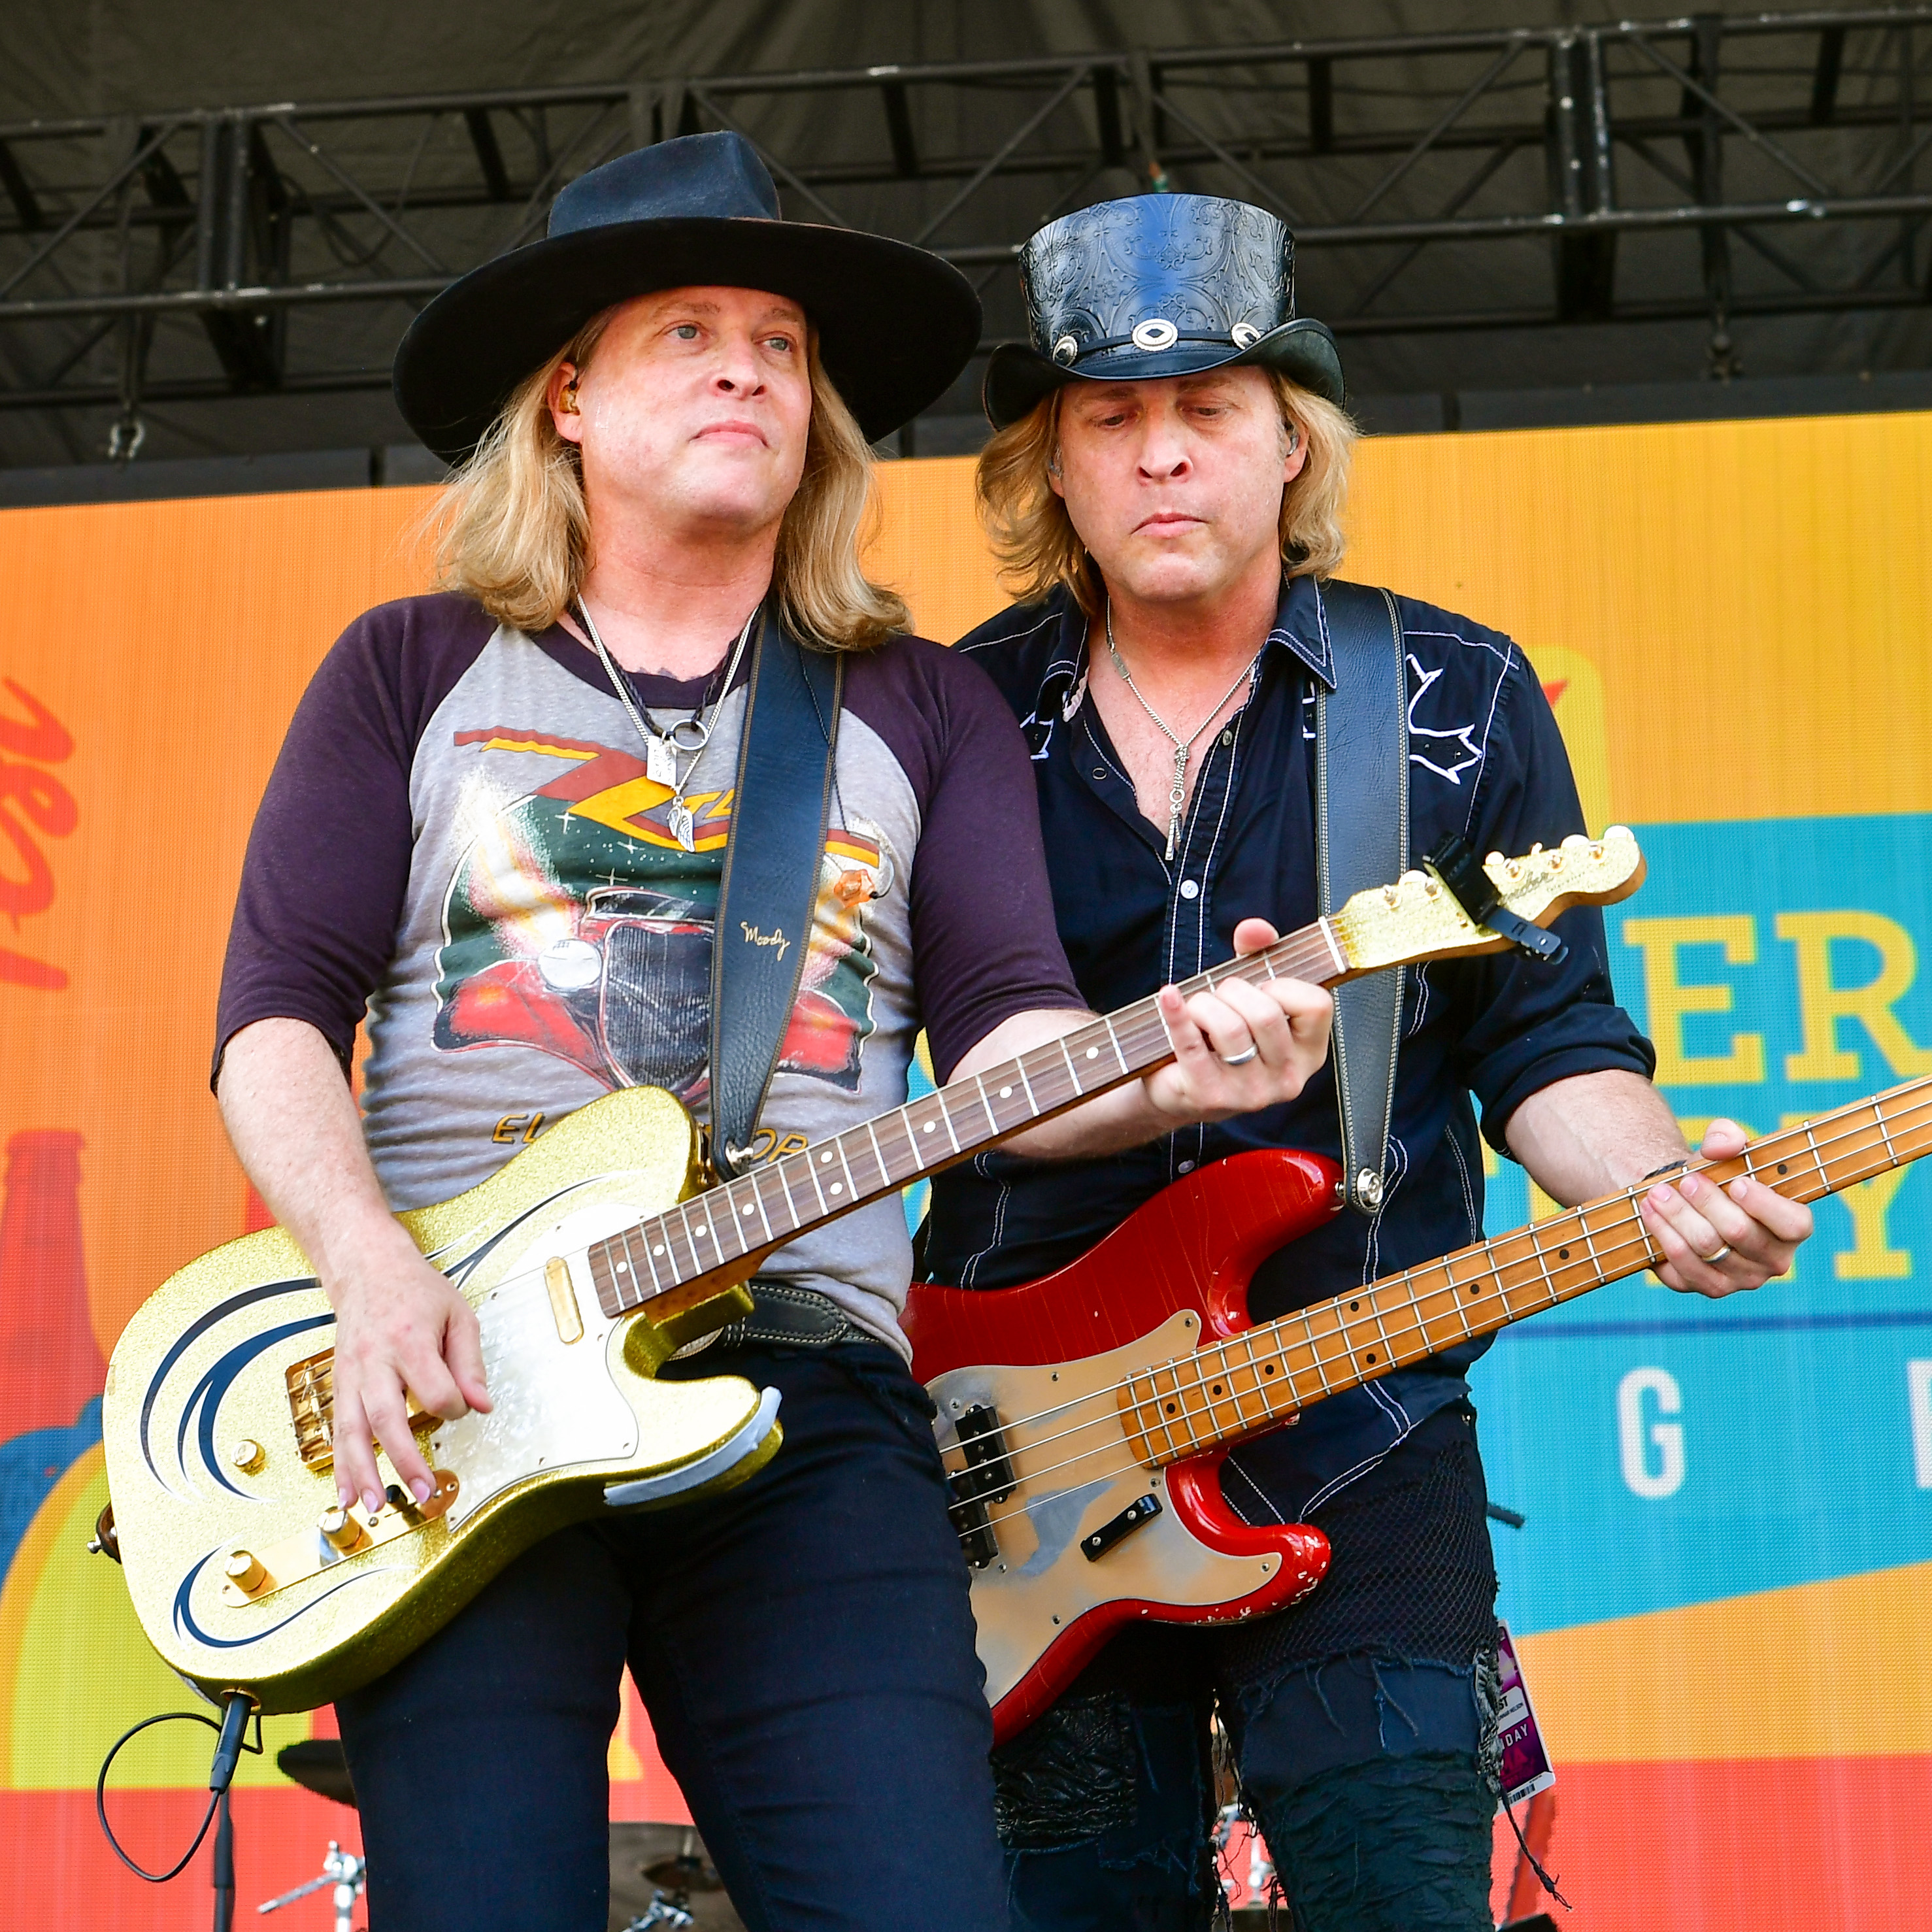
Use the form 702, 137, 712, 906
1103, 601, 1261, 861
578, 596, 757, 851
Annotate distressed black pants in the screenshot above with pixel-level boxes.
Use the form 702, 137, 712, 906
994, 1403, 1501, 1932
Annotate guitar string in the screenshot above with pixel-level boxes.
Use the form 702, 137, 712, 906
594, 841, 1633, 1314
946, 1080, 1932, 1463
594, 929, 1342, 1311
955, 1090, 1932, 1538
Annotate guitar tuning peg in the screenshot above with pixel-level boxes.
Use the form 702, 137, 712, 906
1561, 835, 1588, 851
1485, 850, 1506, 869
1399, 869, 1427, 887
1529, 842, 1544, 855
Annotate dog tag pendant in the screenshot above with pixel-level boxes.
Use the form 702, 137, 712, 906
646, 735, 677, 788
668, 798, 696, 850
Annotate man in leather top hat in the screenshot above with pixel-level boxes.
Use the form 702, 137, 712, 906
210, 135, 1335, 1932
922, 193, 1813, 1930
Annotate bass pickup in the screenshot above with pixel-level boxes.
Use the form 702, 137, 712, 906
944, 1402, 1016, 1570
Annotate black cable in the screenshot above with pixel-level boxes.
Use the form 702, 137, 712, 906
95, 1691, 261, 1884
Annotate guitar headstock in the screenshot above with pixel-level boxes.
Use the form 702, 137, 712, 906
1329, 827, 1646, 977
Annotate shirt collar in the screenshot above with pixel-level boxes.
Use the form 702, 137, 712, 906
1028, 574, 1336, 724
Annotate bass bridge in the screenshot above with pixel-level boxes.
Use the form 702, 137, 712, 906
945, 1402, 1016, 1569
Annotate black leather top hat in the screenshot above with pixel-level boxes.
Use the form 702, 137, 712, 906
984, 193, 1342, 430
395, 131, 980, 462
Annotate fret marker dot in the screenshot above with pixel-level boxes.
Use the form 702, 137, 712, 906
1349, 1300, 1359, 1312
1559, 1247, 1570, 1260
1777, 1161, 1788, 1174
923, 1122, 936, 1133
1086, 1047, 1099, 1059
696, 1227, 710, 1239
742, 1203, 755, 1216
999, 1086, 1012, 1099
830, 1182, 844, 1195
821, 1152, 833, 1163
1211, 1383, 1224, 1396
1263, 1363, 1276, 1375
616, 1260, 628, 1273
1366, 1350, 1377, 1363
1163, 1402, 1177, 1415
652, 1244, 665, 1256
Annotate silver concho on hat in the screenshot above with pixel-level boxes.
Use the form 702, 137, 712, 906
1131, 318, 1180, 352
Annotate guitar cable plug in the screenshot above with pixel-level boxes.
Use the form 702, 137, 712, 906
95, 1688, 262, 1882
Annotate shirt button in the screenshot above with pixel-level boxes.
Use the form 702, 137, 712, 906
1220, 729, 1234, 746
1178, 879, 1200, 899
1178, 1159, 1196, 1174
1091, 767, 1108, 780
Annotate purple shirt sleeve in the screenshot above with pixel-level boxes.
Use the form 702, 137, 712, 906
212, 593, 496, 1087
846, 638, 1085, 1082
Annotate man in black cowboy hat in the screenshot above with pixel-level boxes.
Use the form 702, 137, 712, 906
210, 135, 1334, 1931
924, 192, 1811, 1929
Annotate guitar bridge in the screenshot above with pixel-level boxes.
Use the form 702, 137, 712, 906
946, 1402, 1016, 1571
284, 1350, 435, 1473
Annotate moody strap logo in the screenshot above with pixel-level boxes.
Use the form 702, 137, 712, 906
740, 922, 790, 963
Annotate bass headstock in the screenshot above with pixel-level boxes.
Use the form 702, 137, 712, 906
1330, 827, 1646, 977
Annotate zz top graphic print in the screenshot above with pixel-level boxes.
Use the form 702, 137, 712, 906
435, 725, 888, 1100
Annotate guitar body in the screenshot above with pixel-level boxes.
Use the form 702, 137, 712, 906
904, 1149, 1341, 1745
103, 1086, 782, 1715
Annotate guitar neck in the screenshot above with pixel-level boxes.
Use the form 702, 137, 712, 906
1118, 1076, 1932, 1465
587, 916, 1352, 1318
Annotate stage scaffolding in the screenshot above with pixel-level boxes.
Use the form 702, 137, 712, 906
5, 7, 1932, 441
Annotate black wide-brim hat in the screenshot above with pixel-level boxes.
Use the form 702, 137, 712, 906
984, 192, 1343, 430
395, 131, 981, 463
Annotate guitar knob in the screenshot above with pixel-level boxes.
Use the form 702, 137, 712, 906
229, 1439, 265, 1474
225, 1549, 267, 1595
319, 1505, 367, 1552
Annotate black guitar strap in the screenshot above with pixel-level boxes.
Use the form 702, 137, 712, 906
1315, 579, 1409, 1219
708, 608, 843, 1181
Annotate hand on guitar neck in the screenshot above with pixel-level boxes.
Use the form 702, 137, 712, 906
1507, 1067, 1814, 1298
952, 917, 1334, 1161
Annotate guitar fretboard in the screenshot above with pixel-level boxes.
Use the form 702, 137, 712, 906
1117, 1076, 1932, 1464
583, 918, 1349, 1317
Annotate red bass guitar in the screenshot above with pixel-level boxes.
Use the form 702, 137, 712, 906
907, 1071, 1932, 1746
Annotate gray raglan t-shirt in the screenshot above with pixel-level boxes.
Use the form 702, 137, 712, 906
216, 592, 1082, 1355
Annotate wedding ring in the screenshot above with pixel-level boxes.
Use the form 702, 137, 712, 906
1701, 1244, 1732, 1266
1218, 1044, 1260, 1067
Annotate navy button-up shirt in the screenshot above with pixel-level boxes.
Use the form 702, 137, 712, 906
924, 574, 1654, 1516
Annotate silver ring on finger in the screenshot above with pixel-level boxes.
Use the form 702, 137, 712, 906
1701, 1243, 1732, 1265
1217, 1044, 1260, 1067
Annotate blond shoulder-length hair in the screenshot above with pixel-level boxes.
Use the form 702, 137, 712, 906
429, 307, 909, 650
976, 371, 1357, 616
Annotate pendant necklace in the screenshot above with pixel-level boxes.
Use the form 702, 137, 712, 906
1103, 601, 1262, 861
578, 597, 757, 851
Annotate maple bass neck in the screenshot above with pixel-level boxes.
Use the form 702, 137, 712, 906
1117, 1076, 1932, 1465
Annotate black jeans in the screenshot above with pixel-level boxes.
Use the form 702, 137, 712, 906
337, 1342, 1005, 1932
995, 1403, 1501, 1932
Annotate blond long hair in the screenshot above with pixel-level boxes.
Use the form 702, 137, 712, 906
976, 371, 1357, 616
429, 309, 909, 650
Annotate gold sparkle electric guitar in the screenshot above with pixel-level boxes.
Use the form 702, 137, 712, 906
101, 831, 1644, 1715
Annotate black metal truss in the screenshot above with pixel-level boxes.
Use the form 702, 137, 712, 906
6, 6, 1932, 426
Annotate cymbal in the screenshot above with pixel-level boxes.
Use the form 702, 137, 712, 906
276, 1739, 358, 1807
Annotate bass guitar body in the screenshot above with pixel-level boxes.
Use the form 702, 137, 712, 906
903, 1149, 1341, 1746
103, 1087, 782, 1715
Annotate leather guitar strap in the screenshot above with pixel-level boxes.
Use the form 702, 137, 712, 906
708, 608, 843, 1181
1315, 579, 1409, 1219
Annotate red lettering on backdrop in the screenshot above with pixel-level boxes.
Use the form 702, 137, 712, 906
0, 1130, 103, 1436
0, 678, 76, 991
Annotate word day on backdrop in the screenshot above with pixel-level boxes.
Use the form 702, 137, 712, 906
1, 412, 1931, 1927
